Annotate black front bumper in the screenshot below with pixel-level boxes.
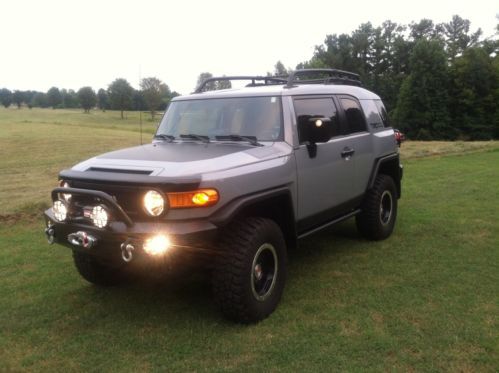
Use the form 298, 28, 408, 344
45, 187, 219, 265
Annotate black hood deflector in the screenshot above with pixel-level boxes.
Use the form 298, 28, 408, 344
97, 142, 253, 163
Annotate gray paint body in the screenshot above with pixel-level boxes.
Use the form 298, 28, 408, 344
67, 84, 398, 224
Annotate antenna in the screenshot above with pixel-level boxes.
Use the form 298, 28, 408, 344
139, 64, 143, 145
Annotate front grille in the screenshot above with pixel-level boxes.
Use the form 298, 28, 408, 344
69, 180, 145, 218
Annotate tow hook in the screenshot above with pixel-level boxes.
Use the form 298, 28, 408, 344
45, 226, 55, 244
121, 240, 135, 263
68, 231, 96, 249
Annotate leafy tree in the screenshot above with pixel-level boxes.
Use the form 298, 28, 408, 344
393, 40, 451, 139
30, 92, 48, 108
274, 61, 288, 76
216, 77, 232, 90
409, 19, 443, 41
140, 77, 170, 119
60, 89, 78, 108
494, 56, 499, 139
77, 87, 97, 113
313, 33, 357, 72
132, 89, 146, 111
108, 78, 133, 119
449, 48, 498, 139
46, 87, 62, 109
97, 88, 108, 111
196, 72, 215, 92
12, 90, 24, 109
195, 72, 232, 91
442, 15, 482, 61
23, 91, 36, 108
0, 88, 12, 108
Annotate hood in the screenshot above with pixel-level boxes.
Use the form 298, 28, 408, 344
71, 142, 290, 178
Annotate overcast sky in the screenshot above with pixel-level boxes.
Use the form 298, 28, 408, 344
1, 0, 497, 95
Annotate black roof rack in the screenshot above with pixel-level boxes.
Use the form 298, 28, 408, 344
285, 69, 362, 87
193, 69, 362, 94
194, 76, 287, 93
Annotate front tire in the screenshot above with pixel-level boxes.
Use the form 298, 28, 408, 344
212, 217, 287, 323
73, 251, 125, 286
356, 174, 398, 240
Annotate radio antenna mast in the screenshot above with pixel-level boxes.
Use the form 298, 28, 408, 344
139, 64, 143, 145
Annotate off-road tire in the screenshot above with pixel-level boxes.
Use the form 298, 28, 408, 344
212, 217, 287, 324
356, 174, 397, 240
73, 251, 124, 286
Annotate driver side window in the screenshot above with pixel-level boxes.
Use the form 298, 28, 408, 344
293, 98, 340, 143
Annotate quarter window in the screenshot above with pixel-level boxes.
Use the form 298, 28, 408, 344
374, 100, 390, 127
341, 98, 367, 134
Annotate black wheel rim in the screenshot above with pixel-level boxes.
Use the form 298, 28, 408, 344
251, 243, 278, 301
379, 190, 393, 225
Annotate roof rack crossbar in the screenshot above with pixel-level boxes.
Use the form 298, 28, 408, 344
194, 76, 287, 93
285, 69, 361, 88
290, 77, 362, 87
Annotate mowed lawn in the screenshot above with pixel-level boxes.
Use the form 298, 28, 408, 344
0, 108, 156, 214
0, 108, 498, 371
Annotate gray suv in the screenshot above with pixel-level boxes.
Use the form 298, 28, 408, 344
44, 69, 402, 323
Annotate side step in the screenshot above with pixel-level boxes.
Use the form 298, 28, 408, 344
297, 209, 361, 240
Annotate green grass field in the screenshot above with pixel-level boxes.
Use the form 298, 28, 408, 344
0, 108, 498, 371
0, 108, 156, 215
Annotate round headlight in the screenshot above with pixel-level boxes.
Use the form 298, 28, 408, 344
53, 200, 68, 221
144, 190, 165, 216
90, 205, 108, 228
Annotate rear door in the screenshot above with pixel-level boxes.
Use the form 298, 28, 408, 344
293, 96, 356, 229
337, 95, 373, 197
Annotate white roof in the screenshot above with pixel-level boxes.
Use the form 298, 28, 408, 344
174, 84, 381, 101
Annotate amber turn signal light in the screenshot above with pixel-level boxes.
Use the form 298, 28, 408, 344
167, 189, 219, 208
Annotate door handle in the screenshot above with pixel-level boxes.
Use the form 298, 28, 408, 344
341, 147, 355, 158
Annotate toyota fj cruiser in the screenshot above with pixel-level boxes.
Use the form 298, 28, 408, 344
44, 69, 402, 323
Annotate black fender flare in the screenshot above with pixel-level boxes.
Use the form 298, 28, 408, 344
367, 153, 402, 198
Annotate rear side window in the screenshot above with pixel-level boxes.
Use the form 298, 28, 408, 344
374, 100, 390, 127
293, 98, 340, 143
340, 97, 367, 134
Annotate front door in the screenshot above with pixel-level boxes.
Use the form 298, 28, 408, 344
293, 96, 356, 230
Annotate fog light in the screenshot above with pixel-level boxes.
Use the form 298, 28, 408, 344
53, 200, 67, 221
143, 235, 170, 256
90, 205, 108, 228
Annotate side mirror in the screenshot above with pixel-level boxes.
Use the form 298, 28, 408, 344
298, 116, 334, 144
298, 116, 334, 158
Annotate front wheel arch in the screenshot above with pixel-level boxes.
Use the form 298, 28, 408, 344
212, 217, 288, 323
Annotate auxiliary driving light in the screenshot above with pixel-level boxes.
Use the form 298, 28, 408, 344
53, 200, 68, 221
90, 205, 108, 228
144, 190, 165, 216
59, 180, 72, 201
143, 235, 171, 256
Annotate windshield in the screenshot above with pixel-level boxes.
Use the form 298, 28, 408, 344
156, 96, 283, 142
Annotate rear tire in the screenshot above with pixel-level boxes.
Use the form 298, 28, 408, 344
356, 174, 398, 240
73, 251, 125, 286
212, 217, 287, 323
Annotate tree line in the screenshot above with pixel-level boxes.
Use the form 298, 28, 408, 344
1, 15, 498, 139
282, 15, 498, 140
0, 77, 180, 120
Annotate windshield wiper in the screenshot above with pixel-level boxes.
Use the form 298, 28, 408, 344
215, 135, 263, 146
180, 134, 210, 143
153, 134, 175, 142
